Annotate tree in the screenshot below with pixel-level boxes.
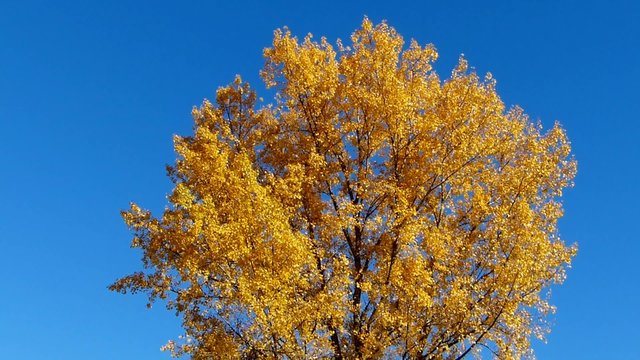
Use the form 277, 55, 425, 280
110, 18, 576, 360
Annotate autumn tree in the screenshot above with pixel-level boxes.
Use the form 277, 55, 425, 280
110, 18, 576, 359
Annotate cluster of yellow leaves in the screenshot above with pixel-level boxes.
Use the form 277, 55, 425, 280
111, 18, 576, 359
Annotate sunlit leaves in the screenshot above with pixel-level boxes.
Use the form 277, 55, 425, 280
111, 18, 576, 359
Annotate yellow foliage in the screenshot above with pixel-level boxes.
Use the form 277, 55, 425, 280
111, 18, 576, 359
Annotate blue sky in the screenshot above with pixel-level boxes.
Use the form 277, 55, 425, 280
1, 1, 638, 359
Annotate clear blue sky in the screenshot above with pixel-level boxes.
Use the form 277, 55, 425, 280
1, 1, 638, 358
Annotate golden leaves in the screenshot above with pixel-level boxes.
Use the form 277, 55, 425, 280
112, 18, 576, 359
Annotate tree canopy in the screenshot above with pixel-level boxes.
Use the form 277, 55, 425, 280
111, 18, 576, 359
